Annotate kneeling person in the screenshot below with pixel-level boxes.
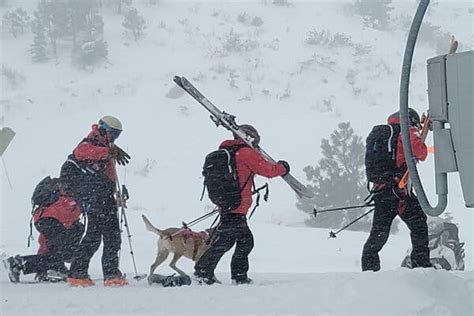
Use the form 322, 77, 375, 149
4, 177, 83, 283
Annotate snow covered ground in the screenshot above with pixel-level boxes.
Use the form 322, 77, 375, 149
1, 223, 473, 315
1, 0, 473, 315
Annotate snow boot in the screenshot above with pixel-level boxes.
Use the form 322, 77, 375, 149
232, 277, 253, 285
3, 255, 24, 283
35, 270, 68, 283
67, 277, 95, 287
192, 272, 220, 285
104, 276, 128, 287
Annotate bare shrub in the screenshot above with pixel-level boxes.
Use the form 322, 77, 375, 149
216, 29, 258, 57
299, 54, 336, 73
1, 64, 26, 89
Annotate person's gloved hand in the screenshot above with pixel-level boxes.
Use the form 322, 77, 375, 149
277, 160, 290, 176
110, 145, 130, 166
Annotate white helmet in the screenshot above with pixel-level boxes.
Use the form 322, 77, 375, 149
99, 115, 122, 131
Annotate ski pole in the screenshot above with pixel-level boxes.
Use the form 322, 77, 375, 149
168, 209, 220, 239
1, 156, 13, 189
182, 209, 219, 228
328, 208, 375, 238
313, 203, 374, 217
114, 168, 146, 281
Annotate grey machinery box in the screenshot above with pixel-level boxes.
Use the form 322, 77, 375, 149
427, 51, 473, 208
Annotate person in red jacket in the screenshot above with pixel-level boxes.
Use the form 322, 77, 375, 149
4, 190, 84, 283
60, 116, 130, 287
194, 124, 289, 285
361, 108, 432, 271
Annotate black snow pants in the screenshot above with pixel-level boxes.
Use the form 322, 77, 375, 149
194, 213, 254, 281
361, 188, 431, 271
69, 195, 122, 280
22, 218, 84, 276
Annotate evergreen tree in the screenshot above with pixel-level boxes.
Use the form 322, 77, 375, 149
33, 0, 62, 57
117, 0, 132, 14
75, 39, 108, 66
70, 0, 108, 67
69, 0, 100, 49
2, 8, 30, 38
297, 122, 373, 231
122, 7, 146, 41
351, 0, 393, 31
30, 15, 49, 62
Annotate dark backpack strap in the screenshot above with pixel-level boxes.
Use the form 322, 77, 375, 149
248, 179, 269, 220
199, 180, 206, 201
240, 173, 253, 193
27, 205, 35, 248
389, 124, 401, 159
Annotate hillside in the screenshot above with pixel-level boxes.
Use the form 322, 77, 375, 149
1, 1, 473, 315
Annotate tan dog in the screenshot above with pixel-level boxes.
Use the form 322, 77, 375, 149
142, 215, 213, 284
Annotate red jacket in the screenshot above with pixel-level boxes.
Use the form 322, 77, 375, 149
219, 139, 287, 215
33, 195, 82, 229
387, 116, 428, 172
34, 195, 82, 255
73, 124, 116, 182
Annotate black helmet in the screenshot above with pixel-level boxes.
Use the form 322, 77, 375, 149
389, 108, 421, 128
238, 124, 260, 146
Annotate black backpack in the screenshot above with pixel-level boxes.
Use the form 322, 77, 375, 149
365, 124, 400, 184
202, 144, 249, 211
31, 176, 61, 208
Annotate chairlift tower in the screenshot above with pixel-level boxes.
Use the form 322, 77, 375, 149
399, 0, 473, 216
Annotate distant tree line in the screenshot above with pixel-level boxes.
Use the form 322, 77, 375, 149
2, 0, 148, 67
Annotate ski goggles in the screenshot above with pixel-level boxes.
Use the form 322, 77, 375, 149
99, 122, 122, 141
108, 128, 122, 141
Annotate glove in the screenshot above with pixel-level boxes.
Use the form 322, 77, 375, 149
277, 160, 290, 176
110, 145, 131, 166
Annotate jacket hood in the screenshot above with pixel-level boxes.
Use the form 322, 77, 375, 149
387, 115, 401, 125
219, 139, 247, 149
88, 124, 111, 145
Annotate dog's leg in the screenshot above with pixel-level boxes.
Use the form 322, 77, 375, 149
169, 253, 187, 277
148, 247, 169, 284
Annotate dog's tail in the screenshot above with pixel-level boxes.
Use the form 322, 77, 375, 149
142, 214, 166, 238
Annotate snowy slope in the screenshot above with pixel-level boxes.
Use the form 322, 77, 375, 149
1, 223, 473, 315
1, 0, 473, 315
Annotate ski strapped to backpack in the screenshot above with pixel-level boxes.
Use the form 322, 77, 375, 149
365, 124, 401, 185
173, 76, 314, 200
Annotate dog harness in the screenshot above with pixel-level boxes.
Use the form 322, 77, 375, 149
181, 229, 209, 261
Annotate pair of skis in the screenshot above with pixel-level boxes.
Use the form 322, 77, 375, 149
173, 76, 314, 200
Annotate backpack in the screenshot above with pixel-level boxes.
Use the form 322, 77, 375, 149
31, 176, 61, 208
201, 144, 248, 211
365, 124, 400, 184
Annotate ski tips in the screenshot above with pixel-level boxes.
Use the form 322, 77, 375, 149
173, 75, 187, 88
173, 76, 182, 85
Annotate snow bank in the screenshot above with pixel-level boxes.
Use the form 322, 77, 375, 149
1, 270, 473, 316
